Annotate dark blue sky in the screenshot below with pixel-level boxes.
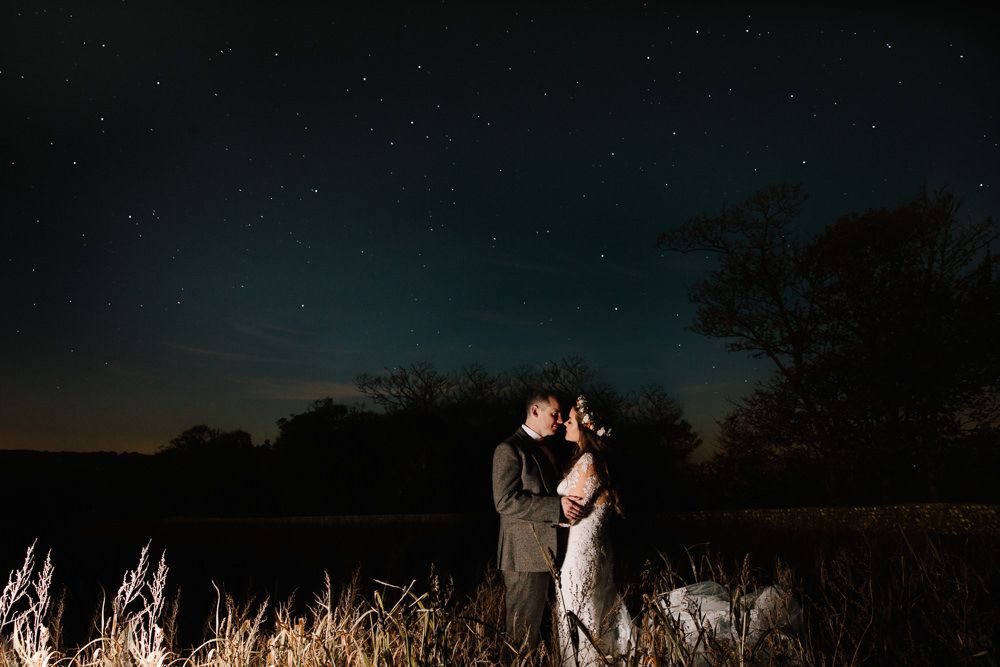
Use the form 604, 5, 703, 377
2, 3, 996, 454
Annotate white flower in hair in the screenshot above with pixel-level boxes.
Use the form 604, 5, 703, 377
574, 394, 611, 438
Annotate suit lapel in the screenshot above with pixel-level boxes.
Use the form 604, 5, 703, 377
533, 449, 554, 494
515, 429, 556, 494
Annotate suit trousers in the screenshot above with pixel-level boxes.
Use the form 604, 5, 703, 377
502, 569, 551, 648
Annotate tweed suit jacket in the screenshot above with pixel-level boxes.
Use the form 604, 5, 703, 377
493, 428, 563, 572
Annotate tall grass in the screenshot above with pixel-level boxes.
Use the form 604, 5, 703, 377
1, 533, 995, 666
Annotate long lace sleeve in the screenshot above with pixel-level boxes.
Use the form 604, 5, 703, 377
562, 452, 602, 508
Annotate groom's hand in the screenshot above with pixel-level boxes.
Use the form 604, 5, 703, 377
561, 495, 585, 523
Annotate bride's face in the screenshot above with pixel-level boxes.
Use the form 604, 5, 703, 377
564, 408, 581, 444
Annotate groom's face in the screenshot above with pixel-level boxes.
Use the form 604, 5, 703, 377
530, 396, 563, 437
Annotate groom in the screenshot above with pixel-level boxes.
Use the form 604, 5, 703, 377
492, 390, 585, 648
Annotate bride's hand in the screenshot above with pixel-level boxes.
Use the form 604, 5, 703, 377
561, 495, 585, 523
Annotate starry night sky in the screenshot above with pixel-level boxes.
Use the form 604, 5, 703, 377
2, 3, 997, 455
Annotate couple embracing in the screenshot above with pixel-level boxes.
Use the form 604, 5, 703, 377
492, 390, 631, 664
493, 391, 804, 665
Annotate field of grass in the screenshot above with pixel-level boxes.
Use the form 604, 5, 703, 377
2, 504, 997, 666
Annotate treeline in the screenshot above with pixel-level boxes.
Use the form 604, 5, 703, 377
6, 358, 706, 520
153, 357, 703, 516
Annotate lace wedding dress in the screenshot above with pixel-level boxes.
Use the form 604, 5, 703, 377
556, 453, 634, 666
656, 581, 802, 661
556, 453, 801, 665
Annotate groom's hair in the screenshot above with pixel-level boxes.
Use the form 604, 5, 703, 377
525, 389, 557, 415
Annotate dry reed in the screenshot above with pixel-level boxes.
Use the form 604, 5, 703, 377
0, 532, 994, 666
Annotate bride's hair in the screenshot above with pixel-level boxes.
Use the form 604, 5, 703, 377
568, 428, 624, 516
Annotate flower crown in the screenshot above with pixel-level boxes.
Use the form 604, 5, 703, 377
575, 394, 611, 438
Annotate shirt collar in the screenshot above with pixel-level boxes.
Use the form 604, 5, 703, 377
521, 424, 543, 440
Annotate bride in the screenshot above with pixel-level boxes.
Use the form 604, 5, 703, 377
555, 395, 801, 665
556, 395, 633, 665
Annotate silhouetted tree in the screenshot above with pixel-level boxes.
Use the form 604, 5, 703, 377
159, 425, 254, 455
273, 398, 357, 451
660, 185, 999, 503
355, 357, 626, 424
355, 362, 453, 413
509, 356, 624, 418
349, 358, 702, 510
622, 385, 701, 462
155, 424, 263, 514
268, 399, 387, 512
442, 364, 519, 431
613, 384, 703, 511
705, 380, 830, 507
449, 364, 504, 406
